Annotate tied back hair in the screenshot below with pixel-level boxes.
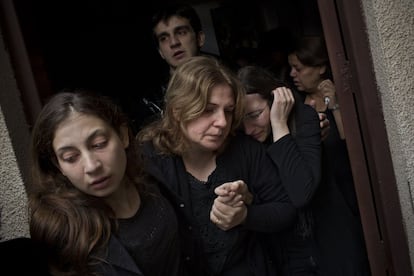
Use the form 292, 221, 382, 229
29, 90, 149, 275
290, 35, 332, 80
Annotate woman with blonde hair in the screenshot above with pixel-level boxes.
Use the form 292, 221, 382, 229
138, 56, 296, 276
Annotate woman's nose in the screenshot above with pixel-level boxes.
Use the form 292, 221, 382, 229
214, 110, 227, 127
83, 153, 101, 173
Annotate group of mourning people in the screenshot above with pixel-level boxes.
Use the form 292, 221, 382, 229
5, 3, 370, 276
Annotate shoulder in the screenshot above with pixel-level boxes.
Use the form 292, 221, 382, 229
294, 100, 319, 123
140, 140, 156, 156
223, 132, 268, 159
229, 131, 264, 148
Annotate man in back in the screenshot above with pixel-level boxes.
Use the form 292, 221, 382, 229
152, 3, 206, 75
129, 4, 206, 133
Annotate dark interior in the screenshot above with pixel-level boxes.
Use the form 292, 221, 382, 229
13, 0, 323, 112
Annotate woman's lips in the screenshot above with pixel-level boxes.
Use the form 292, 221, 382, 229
90, 176, 110, 189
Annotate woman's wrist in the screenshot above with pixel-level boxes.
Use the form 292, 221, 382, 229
324, 96, 339, 111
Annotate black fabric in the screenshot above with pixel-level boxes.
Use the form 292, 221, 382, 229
0, 237, 51, 275
95, 182, 185, 276
141, 132, 296, 276
266, 97, 370, 275
123, 73, 168, 135
96, 235, 145, 276
265, 100, 322, 275
187, 171, 250, 276
267, 101, 321, 208
309, 109, 370, 275
117, 190, 182, 276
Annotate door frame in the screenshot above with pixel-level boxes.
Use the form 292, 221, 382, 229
317, 0, 412, 275
1, 0, 412, 274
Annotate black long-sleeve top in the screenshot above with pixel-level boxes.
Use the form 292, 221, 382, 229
140, 132, 296, 276
266, 101, 322, 208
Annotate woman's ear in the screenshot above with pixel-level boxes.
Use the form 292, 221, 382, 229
120, 125, 130, 148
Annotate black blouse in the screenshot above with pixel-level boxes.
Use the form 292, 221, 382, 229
141, 132, 296, 276
117, 187, 182, 276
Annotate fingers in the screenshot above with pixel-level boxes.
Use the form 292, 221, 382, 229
216, 180, 253, 205
211, 198, 242, 220
317, 79, 334, 90
210, 200, 247, 231
308, 99, 316, 110
216, 192, 243, 205
318, 79, 336, 103
228, 180, 246, 193
320, 116, 330, 129
270, 87, 295, 125
215, 180, 245, 196
272, 87, 295, 106
211, 181, 250, 230
319, 112, 330, 141
210, 201, 229, 227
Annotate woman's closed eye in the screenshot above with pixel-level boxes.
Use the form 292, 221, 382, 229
244, 109, 265, 121
92, 140, 108, 149
60, 151, 79, 163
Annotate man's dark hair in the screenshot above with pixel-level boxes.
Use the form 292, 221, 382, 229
151, 4, 202, 46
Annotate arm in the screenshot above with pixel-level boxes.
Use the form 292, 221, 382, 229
210, 180, 251, 231
240, 137, 297, 233
211, 136, 296, 233
308, 99, 330, 141
267, 103, 322, 208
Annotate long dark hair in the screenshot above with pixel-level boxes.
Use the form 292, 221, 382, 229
29, 89, 149, 275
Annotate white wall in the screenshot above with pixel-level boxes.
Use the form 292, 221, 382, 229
361, 0, 414, 268
0, 27, 30, 240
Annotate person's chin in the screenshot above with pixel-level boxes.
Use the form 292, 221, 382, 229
204, 140, 224, 151
251, 132, 266, 142
293, 82, 303, 90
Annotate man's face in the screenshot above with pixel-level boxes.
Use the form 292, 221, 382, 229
154, 16, 205, 71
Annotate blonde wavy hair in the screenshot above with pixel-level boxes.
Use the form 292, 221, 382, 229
137, 56, 245, 155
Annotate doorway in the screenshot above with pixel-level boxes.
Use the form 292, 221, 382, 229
3, 0, 411, 274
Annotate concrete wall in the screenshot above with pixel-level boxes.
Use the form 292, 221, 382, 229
361, 0, 414, 268
0, 28, 30, 240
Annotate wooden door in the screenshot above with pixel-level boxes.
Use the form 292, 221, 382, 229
317, 0, 412, 275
